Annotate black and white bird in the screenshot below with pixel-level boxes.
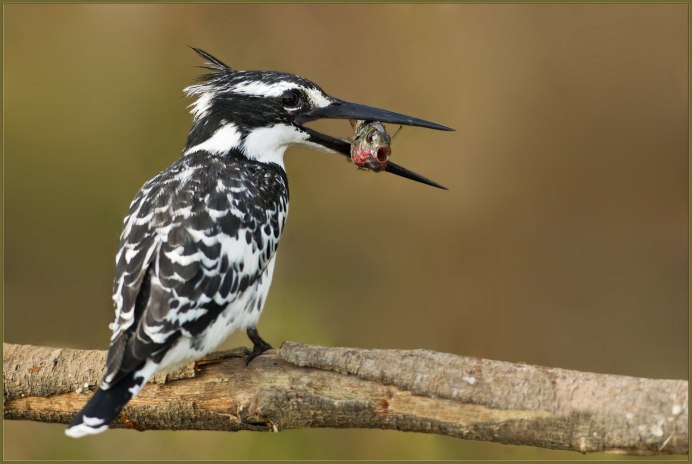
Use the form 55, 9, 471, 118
65, 48, 451, 438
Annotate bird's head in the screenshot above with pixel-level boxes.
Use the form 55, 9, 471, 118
184, 48, 452, 188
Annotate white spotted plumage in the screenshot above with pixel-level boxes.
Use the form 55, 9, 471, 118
65, 46, 449, 439
67, 145, 289, 438
66, 54, 305, 437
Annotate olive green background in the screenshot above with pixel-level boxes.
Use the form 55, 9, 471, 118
3, 3, 688, 460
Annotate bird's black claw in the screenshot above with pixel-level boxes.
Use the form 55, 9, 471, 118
245, 327, 272, 366
244, 343, 272, 366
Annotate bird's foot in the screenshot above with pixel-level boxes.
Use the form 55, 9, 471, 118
245, 327, 273, 366
244, 342, 272, 366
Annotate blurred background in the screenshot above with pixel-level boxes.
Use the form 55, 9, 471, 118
3, 3, 688, 460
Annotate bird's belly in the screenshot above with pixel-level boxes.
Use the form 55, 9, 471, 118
156, 255, 277, 371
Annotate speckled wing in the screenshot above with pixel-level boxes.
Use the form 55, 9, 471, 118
103, 153, 288, 388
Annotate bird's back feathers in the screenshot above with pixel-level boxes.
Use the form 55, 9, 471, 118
66, 151, 288, 437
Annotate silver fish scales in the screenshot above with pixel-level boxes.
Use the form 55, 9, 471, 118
349, 120, 392, 172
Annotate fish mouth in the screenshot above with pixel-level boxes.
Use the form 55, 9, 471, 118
296, 98, 453, 190
352, 140, 390, 173
374, 144, 391, 164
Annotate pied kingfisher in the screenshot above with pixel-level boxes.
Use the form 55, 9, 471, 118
66, 48, 451, 438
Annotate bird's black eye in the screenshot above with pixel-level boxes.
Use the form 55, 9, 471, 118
280, 89, 302, 108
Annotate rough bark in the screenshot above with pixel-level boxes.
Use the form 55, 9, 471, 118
3, 342, 687, 455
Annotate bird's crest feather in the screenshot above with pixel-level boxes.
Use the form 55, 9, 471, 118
189, 46, 234, 72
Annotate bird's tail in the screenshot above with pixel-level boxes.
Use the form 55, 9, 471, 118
65, 360, 155, 438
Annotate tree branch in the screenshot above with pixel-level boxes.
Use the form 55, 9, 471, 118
3, 342, 687, 455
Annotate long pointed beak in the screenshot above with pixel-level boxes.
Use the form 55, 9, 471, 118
297, 99, 453, 189
296, 98, 454, 132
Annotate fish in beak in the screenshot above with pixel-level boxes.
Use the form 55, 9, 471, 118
295, 99, 453, 190
350, 120, 392, 173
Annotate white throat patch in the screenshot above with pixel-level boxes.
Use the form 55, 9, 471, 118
242, 124, 309, 168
